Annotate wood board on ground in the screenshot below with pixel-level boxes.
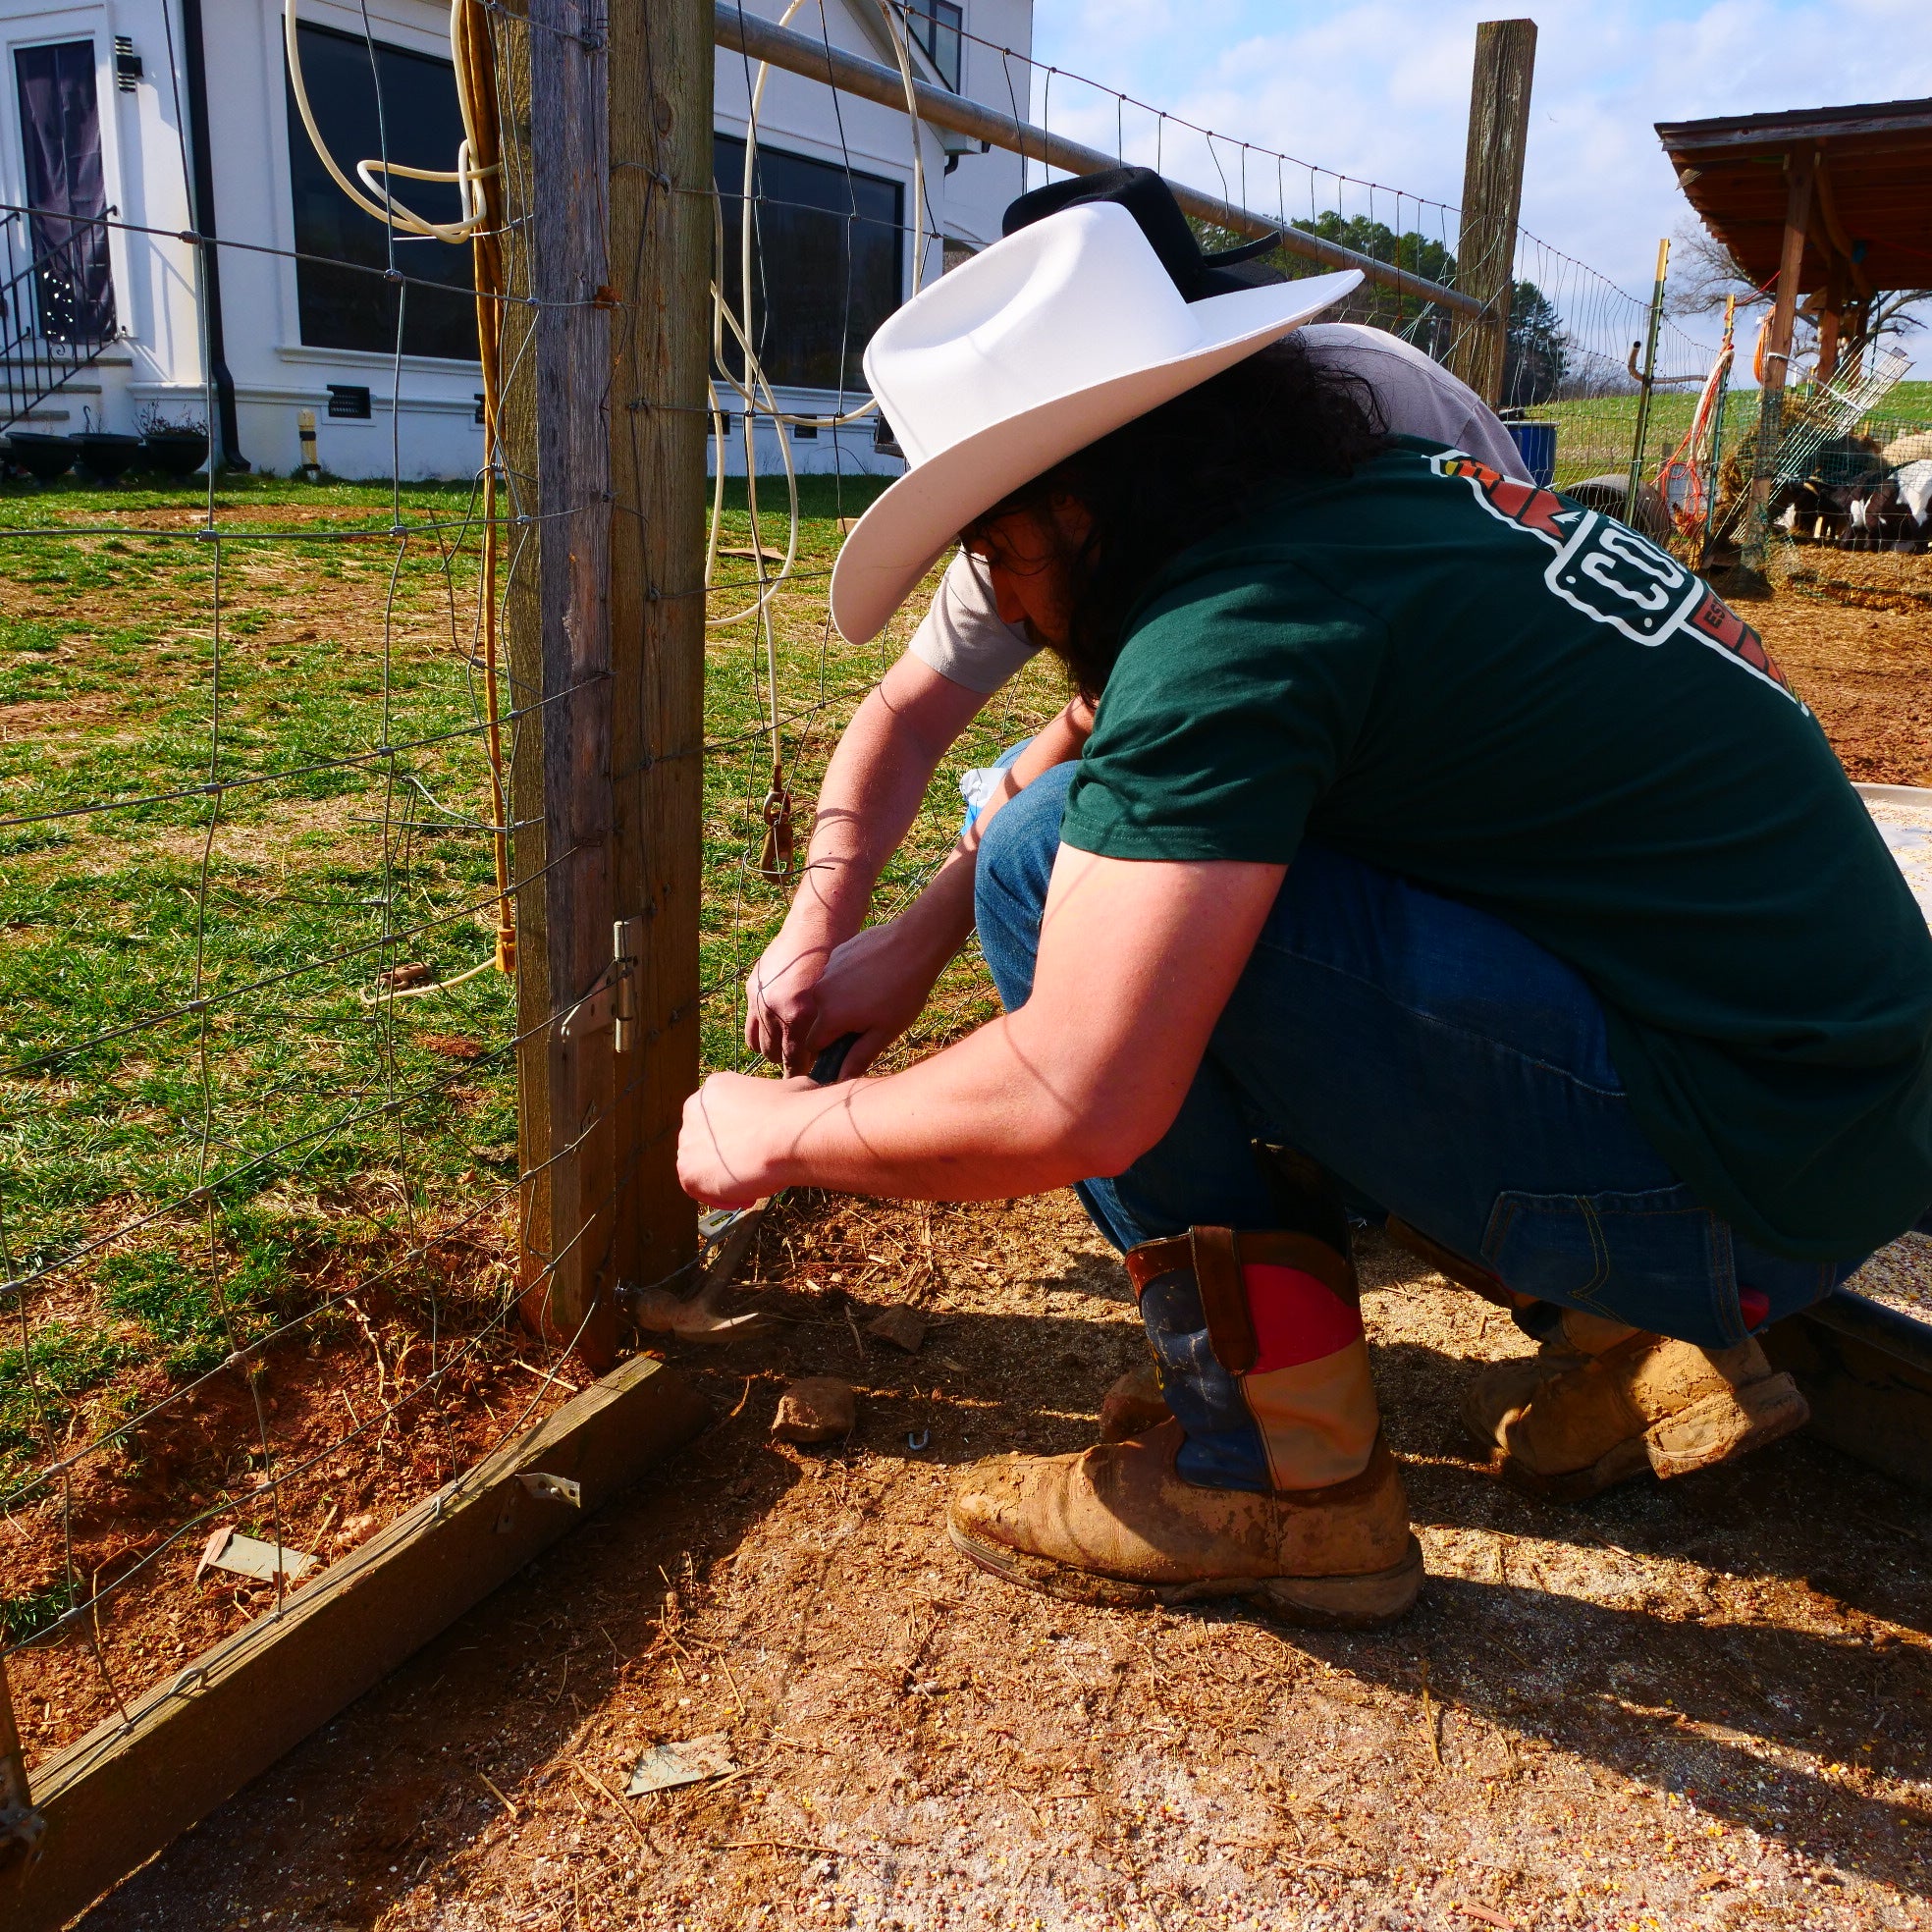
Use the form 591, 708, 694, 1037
9, 1356, 709, 1932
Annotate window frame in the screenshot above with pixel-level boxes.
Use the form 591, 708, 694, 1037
712, 131, 907, 400
0, 14, 128, 346
907, 1, 962, 92
279, 11, 478, 363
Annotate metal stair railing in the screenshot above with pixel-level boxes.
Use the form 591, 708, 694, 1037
0, 204, 120, 438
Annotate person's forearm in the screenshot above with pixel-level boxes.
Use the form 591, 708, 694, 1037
758, 1008, 1130, 1202
884, 696, 1099, 967
686, 847, 1286, 1209
788, 685, 947, 942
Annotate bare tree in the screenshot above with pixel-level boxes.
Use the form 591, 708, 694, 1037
1665, 221, 1761, 321
1665, 218, 1930, 363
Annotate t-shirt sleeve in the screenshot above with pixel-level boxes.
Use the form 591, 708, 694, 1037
1060, 566, 1386, 865
906, 548, 1040, 694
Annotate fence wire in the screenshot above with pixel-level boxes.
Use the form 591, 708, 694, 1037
0, 2, 593, 1784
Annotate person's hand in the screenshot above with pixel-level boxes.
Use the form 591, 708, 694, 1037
804, 918, 951, 1077
678, 1070, 816, 1208
744, 912, 837, 1073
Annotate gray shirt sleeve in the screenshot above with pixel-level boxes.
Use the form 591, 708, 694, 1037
905, 323, 1532, 693
906, 547, 1039, 694
1296, 323, 1533, 484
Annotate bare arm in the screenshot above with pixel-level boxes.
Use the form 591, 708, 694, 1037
804, 695, 1094, 1072
747, 651, 986, 1068
685, 845, 1284, 1206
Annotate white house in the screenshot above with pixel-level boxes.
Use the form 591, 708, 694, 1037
0, 0, 1030, 477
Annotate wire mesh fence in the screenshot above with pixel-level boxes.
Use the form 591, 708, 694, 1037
0, 0, 577, 1792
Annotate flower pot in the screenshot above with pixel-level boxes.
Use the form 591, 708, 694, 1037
76, 431, 142, 483
140, 430, 209, 478
6, 432, 77, 482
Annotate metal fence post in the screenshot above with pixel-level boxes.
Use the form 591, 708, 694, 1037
1625, 238, 1670, 528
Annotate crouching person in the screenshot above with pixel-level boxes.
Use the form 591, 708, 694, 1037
677, 196, 1932, 1628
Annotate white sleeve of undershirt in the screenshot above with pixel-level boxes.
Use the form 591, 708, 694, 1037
905, 548, 1041, 695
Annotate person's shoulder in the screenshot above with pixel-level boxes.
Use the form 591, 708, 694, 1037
1299, 322, 1477, 392
1299, 320, 1432, 365
1122, 482, 1404, 637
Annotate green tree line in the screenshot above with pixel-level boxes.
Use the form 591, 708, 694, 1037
1196, 212, 1572, 407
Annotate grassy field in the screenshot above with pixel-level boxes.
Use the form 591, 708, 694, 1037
0, 475, 516, 1546
1522, 380, 1932, 493
0, 468, 1065, 1559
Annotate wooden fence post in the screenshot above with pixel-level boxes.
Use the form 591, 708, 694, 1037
498, 0, 619, 1368
0, 1655, 41, 1872
1448, 19, 1536, 405
1741, 149, 1815, 580
607, 0, 711, 1296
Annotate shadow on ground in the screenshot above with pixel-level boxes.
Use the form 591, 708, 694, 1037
75, 1205, 1931, 1931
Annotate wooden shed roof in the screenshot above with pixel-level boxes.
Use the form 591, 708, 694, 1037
1655, 97, 1932, 294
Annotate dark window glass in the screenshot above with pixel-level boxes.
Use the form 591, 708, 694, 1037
909, 2, 962, 90
285, 23, 475, 359
14, 41, 115, 341
715, 134, 903, 394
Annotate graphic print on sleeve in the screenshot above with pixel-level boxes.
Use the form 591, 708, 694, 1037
1429, 453, 1799, 704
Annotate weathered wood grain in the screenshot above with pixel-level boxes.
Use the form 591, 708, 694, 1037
501, 0, 620, 1365
607, 0, 711, 1306
1447, 19, 1537, 404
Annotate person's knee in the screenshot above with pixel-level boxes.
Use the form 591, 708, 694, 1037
975, 762, 1076, 1008
976, 761, 1075, 929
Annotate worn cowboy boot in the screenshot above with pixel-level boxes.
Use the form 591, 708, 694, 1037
1098, 1361, 1169, 1442
1097, 1146, 1355, 1446
1463, 1307, 1810, 1499
949, 1224, 1422, 1626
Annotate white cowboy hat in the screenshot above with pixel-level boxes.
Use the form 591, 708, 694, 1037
829, 200, 1360, 644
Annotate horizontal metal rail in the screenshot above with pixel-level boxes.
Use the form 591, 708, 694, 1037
714, 4, 1482, 318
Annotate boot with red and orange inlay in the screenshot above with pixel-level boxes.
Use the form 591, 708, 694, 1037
947, 1225, 1422, 1626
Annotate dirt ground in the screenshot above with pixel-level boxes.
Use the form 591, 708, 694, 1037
1745, 550, 1932, 787
53, 567, 1932, 1929
2, 1220, 574, 1767
73, 1196, 1932, 1932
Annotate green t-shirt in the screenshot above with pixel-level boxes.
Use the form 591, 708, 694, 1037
1062, 438, 1932, 1260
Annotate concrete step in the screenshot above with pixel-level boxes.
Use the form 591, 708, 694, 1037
0, 352, 131, 375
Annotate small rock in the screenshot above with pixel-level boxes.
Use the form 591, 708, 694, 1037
864, 1305, 928, 1353
772, 1376, 855, 1443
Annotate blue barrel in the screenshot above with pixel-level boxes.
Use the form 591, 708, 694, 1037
1508, 420, 1558, 489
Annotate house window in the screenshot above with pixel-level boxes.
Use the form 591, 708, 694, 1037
13, 41, 115, 342
284, 23, 475, 359
714, 134, 903, 394
907, 3, 962, 90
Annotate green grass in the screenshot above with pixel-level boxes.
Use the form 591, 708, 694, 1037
1521, 383, 1932, 493
0, 467, 1065, 1496
0, 472, 519, 1487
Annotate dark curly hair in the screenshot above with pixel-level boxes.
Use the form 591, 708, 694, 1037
962, 336, 1386, 699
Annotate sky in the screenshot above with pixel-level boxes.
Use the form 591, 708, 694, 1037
1024, 0, 1932, 377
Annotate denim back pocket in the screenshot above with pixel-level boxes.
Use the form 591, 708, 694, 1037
1478, 1182, 1744, 1350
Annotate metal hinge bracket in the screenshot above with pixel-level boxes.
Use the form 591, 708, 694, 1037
557, 919, 643, 1050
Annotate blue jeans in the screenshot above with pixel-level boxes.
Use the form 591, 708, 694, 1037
975, 762, 1859, 1352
